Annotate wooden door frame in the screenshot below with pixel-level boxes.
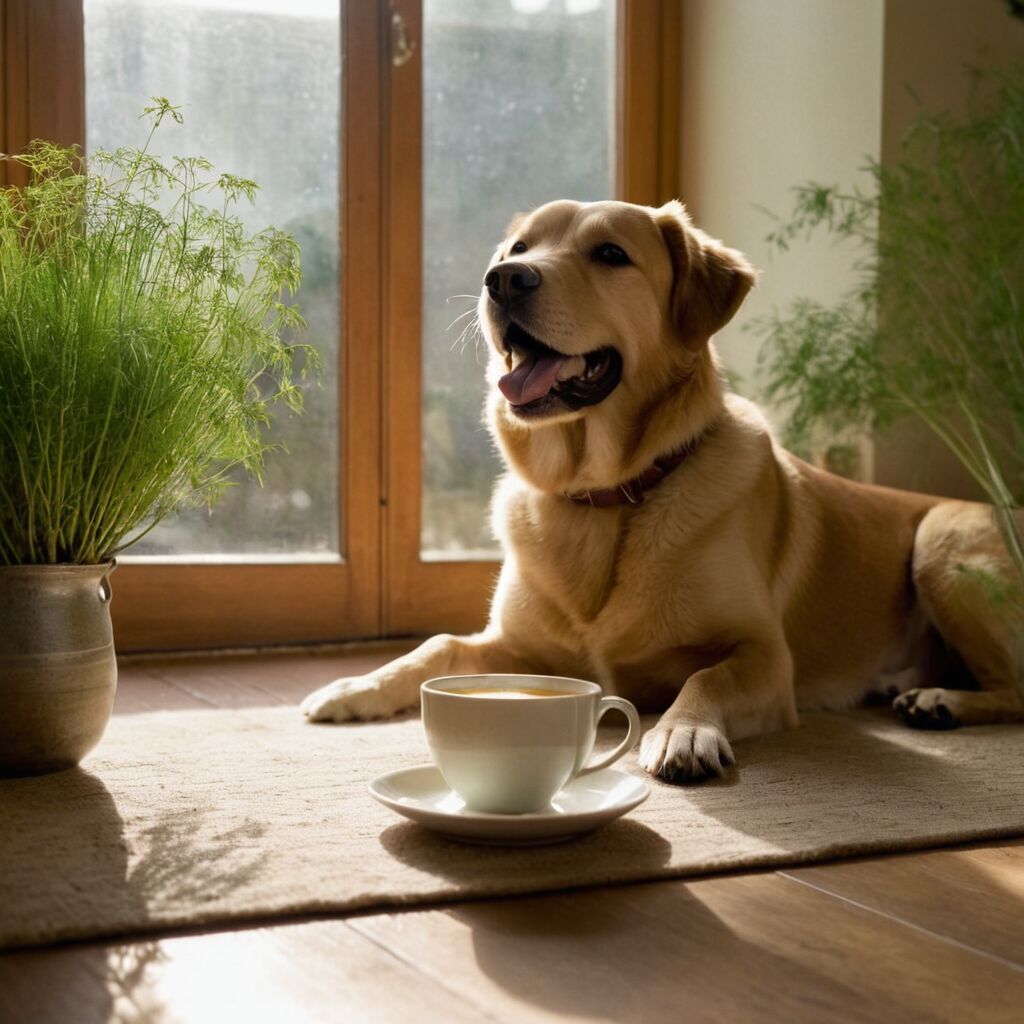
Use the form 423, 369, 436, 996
0, 0, 84, 188
619, 0, 682, 207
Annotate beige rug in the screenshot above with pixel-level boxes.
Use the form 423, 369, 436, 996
2, 706, 1023, 951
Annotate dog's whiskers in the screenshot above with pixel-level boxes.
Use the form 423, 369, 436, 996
446, 306, 479, 333
451, 313, 483, 354
445, 294, 484, 352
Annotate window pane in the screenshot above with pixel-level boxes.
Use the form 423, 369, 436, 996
84, 0, 340, 557
421, 0, 616, 558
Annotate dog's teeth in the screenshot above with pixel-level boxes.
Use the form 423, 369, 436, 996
556, 356, 587, 381
511, 349, 528, 370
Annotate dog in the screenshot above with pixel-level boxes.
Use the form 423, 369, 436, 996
302, 198, 1024, 782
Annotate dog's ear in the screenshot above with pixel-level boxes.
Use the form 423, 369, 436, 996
655, 200, 758, 349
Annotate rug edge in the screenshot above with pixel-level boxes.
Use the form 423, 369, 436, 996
4, 820, 1023, 954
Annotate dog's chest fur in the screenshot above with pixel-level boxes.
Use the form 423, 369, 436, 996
498, 482, 736, 696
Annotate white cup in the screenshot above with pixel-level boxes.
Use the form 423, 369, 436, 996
420, 674, 642, 814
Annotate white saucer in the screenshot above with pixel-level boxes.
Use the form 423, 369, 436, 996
369, 765, 650, 845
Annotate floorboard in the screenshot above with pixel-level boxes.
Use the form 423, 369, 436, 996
351, 873, 1024, 1023
782, 841, 1024, 968
112, 666, 213, 714
114, 641, 418, 713
0, 919, 494, 1024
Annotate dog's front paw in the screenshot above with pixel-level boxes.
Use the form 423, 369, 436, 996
893, 688, 961, 730
301, 677, 395, 723
638, 723, 735, 783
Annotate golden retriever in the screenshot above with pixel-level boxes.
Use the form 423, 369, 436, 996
302, 199, 1023, 782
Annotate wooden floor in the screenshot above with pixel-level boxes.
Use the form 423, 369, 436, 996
2, 644, 1023, 1024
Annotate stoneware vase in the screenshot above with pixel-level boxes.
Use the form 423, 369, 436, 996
0, 562, 117, 776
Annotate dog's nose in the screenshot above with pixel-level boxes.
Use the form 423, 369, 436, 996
484, 261, 541, 306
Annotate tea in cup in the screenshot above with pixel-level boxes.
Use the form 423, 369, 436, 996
420, 674, 641, 814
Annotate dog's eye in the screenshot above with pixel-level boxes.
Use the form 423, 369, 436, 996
509, 240, 528, 256
593, 243, 631, 266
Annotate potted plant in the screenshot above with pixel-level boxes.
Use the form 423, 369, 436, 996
0, 99, 308, 775
753, 66, 1024, 695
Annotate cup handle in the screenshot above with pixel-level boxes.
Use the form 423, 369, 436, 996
576, 696, 641, 777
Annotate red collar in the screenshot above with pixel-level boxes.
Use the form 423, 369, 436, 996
565, 442, 695, 508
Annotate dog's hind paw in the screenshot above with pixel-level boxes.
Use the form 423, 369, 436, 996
638, 724, 735, 783
301, 677, 394, 723
893, 688, 961, 730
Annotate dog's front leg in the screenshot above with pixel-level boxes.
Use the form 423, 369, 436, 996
639, 638, 797, 782
301, 632, 533, 723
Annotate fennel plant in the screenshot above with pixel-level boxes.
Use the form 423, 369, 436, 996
0, 99, 309, 565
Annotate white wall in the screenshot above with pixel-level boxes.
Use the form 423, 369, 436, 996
873, 0, 1024, 498
679, 0, 885, 435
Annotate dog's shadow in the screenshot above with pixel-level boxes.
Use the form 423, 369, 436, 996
440, 878, 895, 1023
377, 818, 885, 1023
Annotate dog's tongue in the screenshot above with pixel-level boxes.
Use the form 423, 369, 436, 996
498, 351, 566, 406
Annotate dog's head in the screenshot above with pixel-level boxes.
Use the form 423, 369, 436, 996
479, 199, 756, 491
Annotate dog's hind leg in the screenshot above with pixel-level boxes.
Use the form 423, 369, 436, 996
896, 502, 1024, 729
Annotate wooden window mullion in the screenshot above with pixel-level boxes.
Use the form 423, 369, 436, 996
1, 0, 85, 188
618, 0, 681, 206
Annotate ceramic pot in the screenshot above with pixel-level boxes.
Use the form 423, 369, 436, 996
0, 562, 117, 776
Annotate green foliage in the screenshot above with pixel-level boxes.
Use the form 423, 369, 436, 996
0, 98, 311, 564
752, 67, 1024, 597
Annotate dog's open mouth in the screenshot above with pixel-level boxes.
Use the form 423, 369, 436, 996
498, 322, 622, 416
